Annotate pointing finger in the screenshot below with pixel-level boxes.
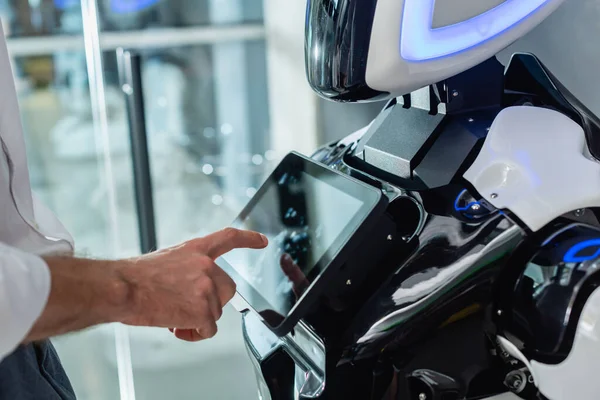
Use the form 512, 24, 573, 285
198, 228, 268, 259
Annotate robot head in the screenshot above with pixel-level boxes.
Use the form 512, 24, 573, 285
305, 0, 566, 102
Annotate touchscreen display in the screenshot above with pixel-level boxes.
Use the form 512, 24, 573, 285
221, 169, 364, 318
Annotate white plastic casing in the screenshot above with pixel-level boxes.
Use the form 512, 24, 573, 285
530, 287, 600, 400
495, 293, 600, 400
365, 0, 565, 97
464, 106, 600, 232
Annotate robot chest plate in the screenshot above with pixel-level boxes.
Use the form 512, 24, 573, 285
465, 105, 600, 232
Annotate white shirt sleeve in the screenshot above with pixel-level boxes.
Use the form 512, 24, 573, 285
0, 241, 51, 362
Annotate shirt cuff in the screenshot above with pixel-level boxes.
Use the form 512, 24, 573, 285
0, 244, 51, 362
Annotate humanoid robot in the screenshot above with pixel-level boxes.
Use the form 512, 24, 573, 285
220, 0, 600, 399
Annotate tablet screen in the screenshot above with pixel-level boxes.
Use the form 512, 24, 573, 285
217, 153, 383, 327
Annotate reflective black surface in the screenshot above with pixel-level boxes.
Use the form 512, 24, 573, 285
240, 132, 526, 399
240, 52, 600, 400
219, 151, 387, 334
240, 140, 600, 400
242, 176, 526, 399
494, 222, 600, 363
339, 189, 524, 364
304, 0, 388, 102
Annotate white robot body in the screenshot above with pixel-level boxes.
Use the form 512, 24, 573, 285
465, 105, 600, 232
466, 104, 600, 399
241, 1, 600, 399
532, 286, 600, 400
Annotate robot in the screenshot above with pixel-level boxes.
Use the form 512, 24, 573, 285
232, 0, 600, 399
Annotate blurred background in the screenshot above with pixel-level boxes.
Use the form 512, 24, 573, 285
1, 0, 598, 398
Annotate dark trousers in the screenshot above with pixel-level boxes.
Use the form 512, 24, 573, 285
0, 340, 76, 399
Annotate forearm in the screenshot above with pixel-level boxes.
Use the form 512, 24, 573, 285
24, 256, 131, 343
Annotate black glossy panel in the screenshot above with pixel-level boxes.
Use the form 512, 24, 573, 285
242, 145, 528, 399
239, 50, 600, 395
498, 223, 600, 360
304, 0, 388, 102
219, 152, 385, 327
382, 312, 507, 399
259, 349, 296, 400
344, 206, 523, 362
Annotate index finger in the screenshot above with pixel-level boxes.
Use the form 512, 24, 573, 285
198, 228, 268, 259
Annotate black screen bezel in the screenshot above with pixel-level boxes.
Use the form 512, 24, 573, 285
216, 151, 386, 336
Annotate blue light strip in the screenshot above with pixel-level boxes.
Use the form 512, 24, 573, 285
111, 0, 160, 14
54, 0, 78, 9
564, 239, 600, 263
400, 0, 551, 61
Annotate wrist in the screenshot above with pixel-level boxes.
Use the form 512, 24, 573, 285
38, 256, 136, 337
111, 258, 146, 326
107, 260, 138, 325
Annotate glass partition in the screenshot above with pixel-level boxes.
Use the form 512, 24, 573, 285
2, 0, 126, 398
96, 1, 269, 399
5, 0, 411, 398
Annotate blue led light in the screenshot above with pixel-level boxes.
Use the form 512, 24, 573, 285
400, 0, 551, 61
564, 239, 600, 263
111, 0, 160, 14
454, 190, 480, 212
54, 0, 78, 9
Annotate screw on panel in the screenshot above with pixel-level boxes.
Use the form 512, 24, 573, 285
387, 234, 393, 241
468, 118, 474, 122
504, 370, 527, 394
452, 90, 459, 97
346, 280, 352, 286
575, 209, 585, 217
491, 193, 498, 199
418, 394, 427, 400
497, 309, 503, 316
512, 379, 522, 389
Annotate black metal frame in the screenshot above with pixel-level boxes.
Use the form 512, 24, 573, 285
117, 48, 158, 254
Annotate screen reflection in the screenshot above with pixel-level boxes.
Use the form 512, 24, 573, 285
222, 169, 363, 317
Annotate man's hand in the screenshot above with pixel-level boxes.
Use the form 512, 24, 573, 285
26, 228, 267, 344
121, 228, 268, 342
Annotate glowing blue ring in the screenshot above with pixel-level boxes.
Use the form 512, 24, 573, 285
563, 239, 600, 263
